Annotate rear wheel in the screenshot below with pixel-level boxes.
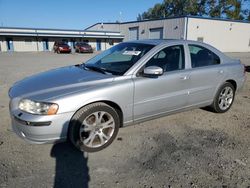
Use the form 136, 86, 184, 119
69, 102, 120, 152
211, 82, 235, 113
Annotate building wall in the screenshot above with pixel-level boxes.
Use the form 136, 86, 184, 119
87, 18, 186, 41
0, 37, 7, 51
187, 18, 250, 52
86, 23, 121, 32
0, 37, 122, 52
12, 37, 39, 51
120, 18, 186, 41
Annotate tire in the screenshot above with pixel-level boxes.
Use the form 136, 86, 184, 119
211, 82, 235, 113
68, 102, 120, 152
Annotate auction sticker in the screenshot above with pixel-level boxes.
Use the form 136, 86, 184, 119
123, 51, 141, 56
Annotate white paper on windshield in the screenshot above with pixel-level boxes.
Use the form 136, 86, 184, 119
122, 50, 141, 56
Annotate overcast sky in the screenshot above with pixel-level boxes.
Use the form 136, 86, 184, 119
0, 0, 162, 29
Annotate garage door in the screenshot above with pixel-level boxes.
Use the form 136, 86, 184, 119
149, 28, 163, 39
129, 27, 139, 40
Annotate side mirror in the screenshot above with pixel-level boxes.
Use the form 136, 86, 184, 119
143, 66, 163, 77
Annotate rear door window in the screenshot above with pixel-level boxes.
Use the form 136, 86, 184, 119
188, 45, 220, 68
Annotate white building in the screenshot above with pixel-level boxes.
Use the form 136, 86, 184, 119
0, 27, 124, 52
86, 16, 250, 52
0, 16, 249, 52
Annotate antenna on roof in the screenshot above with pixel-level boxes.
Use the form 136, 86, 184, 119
119, 11, 122, 23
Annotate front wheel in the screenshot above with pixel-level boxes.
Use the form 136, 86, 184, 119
211, 82, 235, 113
69, 102, 120, 152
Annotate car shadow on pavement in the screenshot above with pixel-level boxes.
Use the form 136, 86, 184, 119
50, 141, 89, 188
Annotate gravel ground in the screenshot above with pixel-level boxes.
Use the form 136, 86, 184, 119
0, 52, 249, 188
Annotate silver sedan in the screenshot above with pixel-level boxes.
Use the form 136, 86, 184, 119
9, 40, 246, 152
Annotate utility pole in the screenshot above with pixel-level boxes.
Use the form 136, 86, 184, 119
119, 11, 122, 23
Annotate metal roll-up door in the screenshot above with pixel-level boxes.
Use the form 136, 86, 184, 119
129, 27, 139, 40
149, 28, 163, 39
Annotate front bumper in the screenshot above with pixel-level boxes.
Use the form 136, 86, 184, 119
60, 48, 71, 53
80, 48, 93, 53
9, 99, 74, 144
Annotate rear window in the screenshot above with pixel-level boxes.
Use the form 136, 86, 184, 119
57, 42, 68, 45
189, 45, 220, 68
77, 43, 89, 46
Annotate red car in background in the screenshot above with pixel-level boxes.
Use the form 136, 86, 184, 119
75, 42, 93, 53
53, 42, 71, 53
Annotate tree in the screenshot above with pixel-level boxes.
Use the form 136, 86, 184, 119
224, 0, 245, 20
207, 0, 227, 17
248, 11, 250, 21
137, 0, 250, 21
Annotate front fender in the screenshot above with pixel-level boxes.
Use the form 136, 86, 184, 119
54, 78, 134, 124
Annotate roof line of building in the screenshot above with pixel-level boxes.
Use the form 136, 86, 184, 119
84, 15, 250, 30
0, 26, 121, 33
0, 32, 124, 39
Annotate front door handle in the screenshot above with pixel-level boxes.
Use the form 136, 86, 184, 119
219, 70, 224, 74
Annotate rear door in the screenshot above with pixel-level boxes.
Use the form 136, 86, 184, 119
186, 44, 225, 105
133, 44, 189, 121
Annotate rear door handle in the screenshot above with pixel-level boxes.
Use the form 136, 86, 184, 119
180, 75, 190, 80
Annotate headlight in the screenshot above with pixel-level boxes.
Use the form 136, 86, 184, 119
18, 99, 59, 115
59, 47, 63, 50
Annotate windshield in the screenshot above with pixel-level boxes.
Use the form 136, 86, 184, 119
84, 42, 155, 75
58, 43, 68, 46
78, 43, 89, 46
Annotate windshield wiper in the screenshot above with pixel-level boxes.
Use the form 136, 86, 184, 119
84, 65, 108, 74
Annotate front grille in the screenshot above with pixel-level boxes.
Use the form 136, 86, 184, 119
14, 116, 51, 126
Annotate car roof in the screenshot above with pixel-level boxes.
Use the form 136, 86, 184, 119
126, 39, 226, 55
126, 39, 183, 45
125, 39, 232, 64
125, 39, 217, 46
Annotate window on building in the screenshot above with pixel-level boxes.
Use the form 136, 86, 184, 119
109, 39, 114, 46
197, 37, 204, 42
145, 45, 185, 72
25, 39, 32, 45
189, 44, 220, 68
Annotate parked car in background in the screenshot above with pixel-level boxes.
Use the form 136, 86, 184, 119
75, 42, 93, 53
9, 40, 246, 152
53, 42, 71, 53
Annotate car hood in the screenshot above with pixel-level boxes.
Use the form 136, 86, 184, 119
9, 65, 115, 100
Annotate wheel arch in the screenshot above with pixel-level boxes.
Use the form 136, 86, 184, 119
225, 79, 237, 91
212, 79, 237, 104
69, 100, 124, 129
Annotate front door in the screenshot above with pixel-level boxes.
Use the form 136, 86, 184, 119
96, 39, 101, 51
42, 39, 49, 51
6, 38, 14, 52
133, 45, 189, 121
